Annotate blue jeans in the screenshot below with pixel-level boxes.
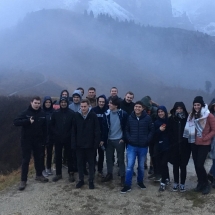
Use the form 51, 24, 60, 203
125, 144, 148, 187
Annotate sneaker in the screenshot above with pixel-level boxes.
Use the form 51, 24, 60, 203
42, 170, 48, 177
154, 175, 161, 182
148, 173, 156, 180
69, 172, 75, 182
180, 184, 186, 192
202, 184, 211, 195
165, 178, 170, 186
159, 183, 166, 192
148, 166, 154, 175
101, 173, 113, 182
46, 169, 53, 175
35, 175, 49, 183
138, 182, 146, 189
121, 185, 131, 194
207, 174, 213, 184
19, 181, 26, 191
76, 180, 84, 188
172, 183, 179, 192
89, 181, 94, 189
98, 171, 105, 178
52, 175, 62, 182
121, 176, 125, 187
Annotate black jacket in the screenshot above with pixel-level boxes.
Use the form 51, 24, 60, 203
14, 105, 46, 144
72, 109, 100, 149
120, 99, 134, 115
51, 107, 74, 144
126, 111, 154, 148
168, 102, 191, 165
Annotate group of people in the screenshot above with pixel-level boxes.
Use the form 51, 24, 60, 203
14, 87, 215, 195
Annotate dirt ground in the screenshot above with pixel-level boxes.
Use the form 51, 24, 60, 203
1, 155, 215, 215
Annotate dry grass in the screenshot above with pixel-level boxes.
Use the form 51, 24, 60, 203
0, 161, 35, 191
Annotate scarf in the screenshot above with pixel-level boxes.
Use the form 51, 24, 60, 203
175, 111, 185, 119
183, 104, 210, 143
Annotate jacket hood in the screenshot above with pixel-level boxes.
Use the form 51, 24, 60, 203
157, 105, 168, 119
96, 94, 108, 110
170, 102, 188, 116
43, 96, 53, 110
60, 89, 69, 98
209, 98, 215, 112
141, 96, 152, 110
78, 107, 92, 118
72, 90, 82, 100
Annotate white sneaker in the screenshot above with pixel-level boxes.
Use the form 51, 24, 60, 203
46, 169, 53, 175
42, 170, 48, 177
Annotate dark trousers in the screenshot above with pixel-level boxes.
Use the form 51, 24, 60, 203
41, 144, 53, 170
191, 144, 210, 185
76, 148, 95, 181
55, 142, 74, 175
156, 150, 169, 184
173, 163, 187, 185
21, 141, 43, 181
95, 146, 104, 172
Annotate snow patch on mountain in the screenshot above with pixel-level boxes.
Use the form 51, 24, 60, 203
87, 0, 135, 21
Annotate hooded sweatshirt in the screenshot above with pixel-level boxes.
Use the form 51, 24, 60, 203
69, 90, 82, 112
141, 96, 157, 122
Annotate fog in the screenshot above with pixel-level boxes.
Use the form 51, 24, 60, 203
0, 0, 215, 108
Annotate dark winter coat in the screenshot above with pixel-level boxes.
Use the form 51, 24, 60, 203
51, 105, 75, 144
72, 109, 100, 149
14, 105, 46, 145
154, 106, 169, 153
120, 99, 135, 115
43, 96, 54, 145
169, 102, 191, 165
92, 95, 108, 141
126, 111, 154, 148
102, 109, 128, 142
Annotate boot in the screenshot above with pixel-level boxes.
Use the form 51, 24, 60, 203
52, 175, 62, 182
35, 175, 49, 183
101, 173, 113, 182
19, 181, 26, 191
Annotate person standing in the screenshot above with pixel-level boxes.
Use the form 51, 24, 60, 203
92, 95, 108, 177
51, 97, 75, 182
183, 96, 215, 195
14, 96, 48, 191
120, 91, 135, 115
72, 99, 100, 189
121, 101, 154, 193
69, 90, 82, 112
101, 96, 128, 186
86, 87, 97, 107
169, 102, 191, 192
41, 96, 55, 177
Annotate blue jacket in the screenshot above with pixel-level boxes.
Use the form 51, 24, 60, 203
102, 109, 128, 142
126, 110, 154, 148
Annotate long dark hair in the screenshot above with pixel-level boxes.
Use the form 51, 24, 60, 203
189, 106, 202, 120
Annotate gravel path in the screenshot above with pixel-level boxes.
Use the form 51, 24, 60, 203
0, 156, 215, 215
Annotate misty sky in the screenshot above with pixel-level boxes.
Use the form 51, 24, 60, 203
0, 0, 209, 30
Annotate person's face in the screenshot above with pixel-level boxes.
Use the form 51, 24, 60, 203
61, 91, 68, 97
158, 109, 165, 119
73, 96, 80, 104
80, 102, 89, 115
125, 93, 134, 103
110, 88, 118, 96
98, 97, 105, 108
193, 103, 201, 112
45, 100, 51, 108
108, 101, 117, 111
176, 106, 183, 113
31, 99, 41, 110
134, 104, 144, 116
60, 100, 67, 108
88, 90, 96, 98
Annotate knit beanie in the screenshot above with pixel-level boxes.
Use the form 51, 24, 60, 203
193, 96, 205, 106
